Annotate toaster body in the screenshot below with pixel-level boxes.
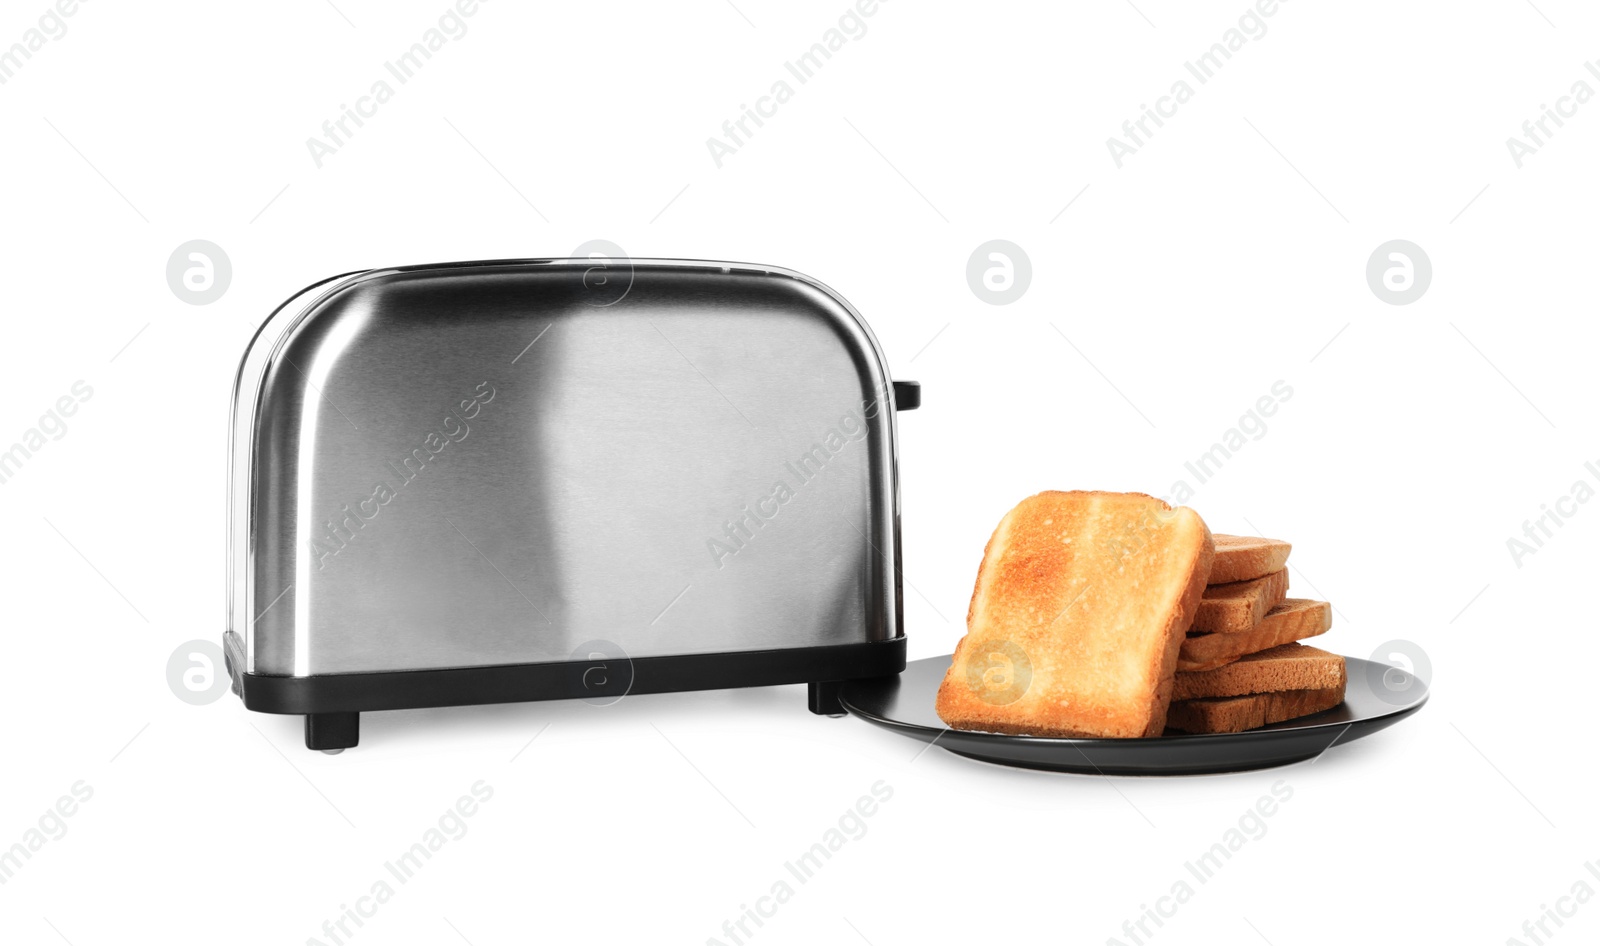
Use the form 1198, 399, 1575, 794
226, 259, 913, 749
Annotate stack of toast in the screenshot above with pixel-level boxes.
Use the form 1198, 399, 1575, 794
934, 491, 1346, 739
1166, 535, 1345, 734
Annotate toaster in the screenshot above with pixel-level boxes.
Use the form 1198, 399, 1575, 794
225, 258, 917, 751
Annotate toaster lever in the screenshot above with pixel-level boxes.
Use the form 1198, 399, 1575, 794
892, 380, 920, 411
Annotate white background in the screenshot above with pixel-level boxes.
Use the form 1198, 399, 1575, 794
2, 1, 1597, 943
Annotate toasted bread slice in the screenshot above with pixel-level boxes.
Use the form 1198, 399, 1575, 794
1209, 534, 1292, 584
1173, 642, 1346, 701
1165, 682, 1346, 734
1178, 599, 1332, 672
1192, 569, 1289, 633
935, 491, 1214, 738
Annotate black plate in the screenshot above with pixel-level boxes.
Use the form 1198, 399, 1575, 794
841, 654, 1427, 776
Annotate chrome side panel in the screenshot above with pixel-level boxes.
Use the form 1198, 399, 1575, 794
229, 260, 902, 676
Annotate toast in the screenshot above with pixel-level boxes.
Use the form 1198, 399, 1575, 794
1191, 569, 1289, 633
1209, 534, 1292, 584
935, 491, 1214, 738
1172, 642, 1346, 701
1165, 683, 1346, 734
1177, 599, 1332, 672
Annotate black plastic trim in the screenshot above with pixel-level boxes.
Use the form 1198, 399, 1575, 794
892, 380, 920, 410
236, 638, 907, 716
305, 712, 359, 751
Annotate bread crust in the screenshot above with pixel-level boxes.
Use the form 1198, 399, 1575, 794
1177, 599, 1332, 672
936, 491, 1214, 738
1208, 534, 1292, 584
1165, 682, 1346, 734
1173, 643, 1346, 701
1192, 569, 1289, 633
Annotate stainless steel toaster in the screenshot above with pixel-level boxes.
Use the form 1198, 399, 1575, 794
225, 258, 916, 750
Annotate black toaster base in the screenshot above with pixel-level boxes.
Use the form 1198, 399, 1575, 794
228, 637, 907, 751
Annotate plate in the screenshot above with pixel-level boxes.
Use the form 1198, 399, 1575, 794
840, 654, 1427, 776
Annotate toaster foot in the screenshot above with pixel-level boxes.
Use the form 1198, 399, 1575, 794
305, 712, 360, 752
808, 680, 847, 717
